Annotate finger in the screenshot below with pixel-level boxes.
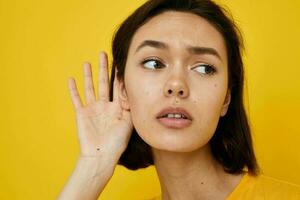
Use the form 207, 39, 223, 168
68, 77, 83, 110
83, 62, 96, 104
98, 51, 109, 101
113, 68, 120, 102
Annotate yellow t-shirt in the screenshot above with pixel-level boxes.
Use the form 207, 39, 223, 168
148, 172, 300, 200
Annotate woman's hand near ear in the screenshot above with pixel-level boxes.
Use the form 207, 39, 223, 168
57, 51, 134, 200
68, 51, 133, 159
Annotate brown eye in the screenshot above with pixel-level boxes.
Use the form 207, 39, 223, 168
141, 58, 164, 69
193, 64, 216, 75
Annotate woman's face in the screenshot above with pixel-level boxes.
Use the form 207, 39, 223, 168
119, 11, 231, 152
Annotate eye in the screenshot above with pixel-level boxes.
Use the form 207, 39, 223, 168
140, 58, 217, 76
140, 57, 165, 70
193, 64, 217, 76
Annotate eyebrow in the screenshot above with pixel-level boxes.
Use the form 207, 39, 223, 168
134, 39, 222, 61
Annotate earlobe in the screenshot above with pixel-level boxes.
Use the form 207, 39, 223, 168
220, 89, 231, 117
118, 81, 130, 111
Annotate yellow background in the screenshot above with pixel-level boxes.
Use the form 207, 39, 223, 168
1, 0, 300, 199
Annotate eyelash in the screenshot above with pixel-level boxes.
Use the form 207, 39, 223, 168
140, 57, 217, 76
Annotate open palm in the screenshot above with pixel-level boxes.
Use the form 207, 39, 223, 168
67, 51, 133, 159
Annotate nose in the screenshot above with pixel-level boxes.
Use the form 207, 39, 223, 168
163, 75, 189, 98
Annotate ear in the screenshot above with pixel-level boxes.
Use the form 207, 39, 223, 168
118, 81, 130, 111
220, 89, 231, 117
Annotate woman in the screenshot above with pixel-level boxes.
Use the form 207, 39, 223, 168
57, 0, 300, 199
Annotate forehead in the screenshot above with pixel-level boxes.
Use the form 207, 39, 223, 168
128, 11, 227, 61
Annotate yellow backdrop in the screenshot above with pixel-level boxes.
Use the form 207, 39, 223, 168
1, 0, 299, 199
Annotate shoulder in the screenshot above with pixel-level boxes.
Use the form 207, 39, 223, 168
257, 174, 300, 199
145, 195, 161, 200
146, 173, 300, 200
227, 172, 300, 200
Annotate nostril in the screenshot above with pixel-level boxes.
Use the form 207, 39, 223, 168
168, 89, 172, 94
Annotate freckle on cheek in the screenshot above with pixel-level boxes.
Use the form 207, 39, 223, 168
214, 84, 217, 87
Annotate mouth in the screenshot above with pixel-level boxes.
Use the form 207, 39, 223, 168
156, 117, 192, 129
156, 106, 193, 129
156, 106, 193, 120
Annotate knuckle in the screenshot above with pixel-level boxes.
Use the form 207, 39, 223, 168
99, 77, 107, 83
71, 92, 80, 97
98, 95, 107, 100
85, 85, 94, 90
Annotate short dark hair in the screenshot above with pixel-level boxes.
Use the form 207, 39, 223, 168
109, 0, 260, 176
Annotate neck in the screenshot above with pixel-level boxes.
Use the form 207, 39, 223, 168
152, 144, 244, 200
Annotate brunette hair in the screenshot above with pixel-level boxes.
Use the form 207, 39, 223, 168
109, 0, 260, 176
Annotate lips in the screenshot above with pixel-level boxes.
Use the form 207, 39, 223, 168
156, 106, 193, 120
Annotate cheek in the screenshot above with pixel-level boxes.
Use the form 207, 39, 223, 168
193, 81, 226, 105
125, 78, 159, 136
191, 83, 226, 128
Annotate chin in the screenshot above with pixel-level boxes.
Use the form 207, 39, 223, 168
148, 137, 206, 153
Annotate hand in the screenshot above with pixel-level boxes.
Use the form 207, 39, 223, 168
67, 51, 133, 161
